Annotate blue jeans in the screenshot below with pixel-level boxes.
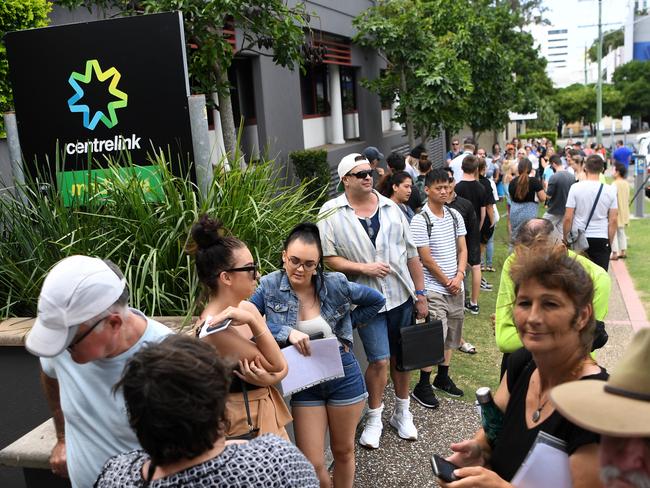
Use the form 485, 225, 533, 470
290, 348, 368, 407
482, 234, 494, 266
357, 299, 414, 362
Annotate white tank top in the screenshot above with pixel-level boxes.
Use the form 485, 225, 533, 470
295, 315, 334, 339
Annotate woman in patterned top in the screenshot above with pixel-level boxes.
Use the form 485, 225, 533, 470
94, 334, 318, 487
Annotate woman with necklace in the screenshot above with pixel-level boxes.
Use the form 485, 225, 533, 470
440, 243, 607, 488
250, 223, 385, 488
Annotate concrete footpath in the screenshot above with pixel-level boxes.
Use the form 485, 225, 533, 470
352, 260, 647, 488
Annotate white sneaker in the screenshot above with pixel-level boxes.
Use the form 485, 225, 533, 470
389, 408, 418, 440
359, 405, 384, 448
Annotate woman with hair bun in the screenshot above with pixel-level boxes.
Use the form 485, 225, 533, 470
250, 222, 385, 488
188, 214, 291, 440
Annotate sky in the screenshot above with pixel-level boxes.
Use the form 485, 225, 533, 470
537, 0, 631, 85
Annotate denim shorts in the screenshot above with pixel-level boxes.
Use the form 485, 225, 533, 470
290, 348, 368, 407
357, 299, 414, 362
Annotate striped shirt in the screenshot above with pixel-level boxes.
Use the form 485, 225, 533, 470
410, 205, 466, 295
317, 191, 418, 312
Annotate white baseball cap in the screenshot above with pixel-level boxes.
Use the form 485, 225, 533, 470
337, 153, 370, 192
25, 255, 126, 357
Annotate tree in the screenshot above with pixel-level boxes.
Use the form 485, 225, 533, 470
588, 28, 623, 62
0, 0, 51, 135
353, 0, 473, 146
553, 83, 623, 128
613, 60, 650, 125
56, 0, 316, 158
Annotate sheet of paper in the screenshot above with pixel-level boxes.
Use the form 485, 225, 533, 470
280, 337, 344, 397
511, 431, 571, 488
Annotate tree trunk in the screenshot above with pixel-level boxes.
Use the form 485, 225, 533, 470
214, 64, 237, 160
400, 68, 415, 148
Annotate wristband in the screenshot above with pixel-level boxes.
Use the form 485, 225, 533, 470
415, 289, 426, 296
458, 270, 465, 278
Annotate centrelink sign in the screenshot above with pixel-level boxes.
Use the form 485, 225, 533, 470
4, 12, 193, 203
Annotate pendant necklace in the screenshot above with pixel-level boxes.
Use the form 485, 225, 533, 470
532, 397, 549, 423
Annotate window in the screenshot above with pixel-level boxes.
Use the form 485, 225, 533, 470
548, 45, 567, 49
548, 29, 568, 35
340, 66, 357, 113
548, 38, 568, 42
300, 64, 330, 117
548, 53, 568, 57
228, 58, 256, 126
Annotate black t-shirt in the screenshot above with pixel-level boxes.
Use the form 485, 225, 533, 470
478, 176, 496, 206
447, 195, 478, 243
454, 180, 488, 224
358, 211, 380, 247
490, 349, 608, 482
508, 176, 543, 203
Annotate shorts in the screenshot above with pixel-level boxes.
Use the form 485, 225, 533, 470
290, 348, 368, 407
480, 220, 495, 245
357, 298, 414, 362
466, 231, 481, 266
426, 291, 464, 349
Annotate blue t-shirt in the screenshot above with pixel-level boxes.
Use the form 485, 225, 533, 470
41, 310, 172, 488
613, 146, 633, 167
543, 166, 554, 183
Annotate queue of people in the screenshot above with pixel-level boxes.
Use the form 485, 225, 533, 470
21, 138, 647, 488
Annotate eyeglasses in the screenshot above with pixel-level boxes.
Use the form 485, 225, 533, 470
225, 264, 258, 277
67, 316, 106, 351
287, 256, 318, 271
347, 170, 373, 180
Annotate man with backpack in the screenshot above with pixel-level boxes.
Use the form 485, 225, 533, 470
410, 169, 468, 406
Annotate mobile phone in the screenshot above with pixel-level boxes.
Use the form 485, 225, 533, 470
431, 454, 460, 483
199, 318, 231, 338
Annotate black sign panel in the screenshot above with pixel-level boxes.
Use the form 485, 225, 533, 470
4, 12, 193, 182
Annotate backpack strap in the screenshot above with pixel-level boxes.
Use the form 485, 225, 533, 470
421, 206, 458, 240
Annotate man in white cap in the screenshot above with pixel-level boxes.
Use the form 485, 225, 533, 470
317, 153, 428, 448
552, 328, 650, 488
25, 256, 172, 488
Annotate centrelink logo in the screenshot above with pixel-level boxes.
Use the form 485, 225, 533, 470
65, 59, 140, 155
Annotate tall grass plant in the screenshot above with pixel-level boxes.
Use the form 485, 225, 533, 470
0, 152, 322, 322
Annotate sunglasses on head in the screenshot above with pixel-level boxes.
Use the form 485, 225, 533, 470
347, 170, 373, 179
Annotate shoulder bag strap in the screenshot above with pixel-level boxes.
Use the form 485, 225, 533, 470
241, 380, 255, 433
584, 184, 604, 232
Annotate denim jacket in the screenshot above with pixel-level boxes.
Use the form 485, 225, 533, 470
249, 270, 385, 347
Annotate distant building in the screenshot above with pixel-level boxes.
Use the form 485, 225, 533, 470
528, 24, 578, 87
624, 2, 650, 62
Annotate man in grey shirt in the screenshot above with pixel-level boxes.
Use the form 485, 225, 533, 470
543, 154, 575, 236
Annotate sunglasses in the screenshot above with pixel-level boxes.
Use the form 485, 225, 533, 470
67, 316, 106, 351
225, 264, 258, 277
347, 170, 373, 180
287, 255, 318, 271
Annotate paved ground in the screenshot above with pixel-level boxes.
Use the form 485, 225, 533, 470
351, 259, 645, 487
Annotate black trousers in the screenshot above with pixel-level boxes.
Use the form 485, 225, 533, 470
586, 237, 611, 271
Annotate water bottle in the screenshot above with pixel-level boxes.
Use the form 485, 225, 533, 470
476, 387, 503, 446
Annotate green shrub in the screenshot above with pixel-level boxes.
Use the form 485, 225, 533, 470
289, 149, 331, 204
519, 131, 557, 144
0, 153, 320, 321
0, 0, 52, 136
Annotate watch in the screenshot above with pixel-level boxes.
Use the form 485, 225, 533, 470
458, 270, 466, 278
415, 289, 426, 297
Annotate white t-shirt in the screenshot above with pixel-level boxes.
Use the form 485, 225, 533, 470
565, 180, 618, 239
410, 205, 467, 295
450, 151, 471, 183
41, 310, 172, 488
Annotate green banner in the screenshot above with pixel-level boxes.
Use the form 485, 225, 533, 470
57, 165, 164, 206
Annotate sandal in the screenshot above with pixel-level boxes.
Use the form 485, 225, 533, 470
610, 253, 619, 261
458, 342, 477, 354
486, 266, 496, 272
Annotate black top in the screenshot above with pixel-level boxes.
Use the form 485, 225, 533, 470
455, 180, 488, 224
508, 176, 543, 203
478, 176, 496, 206
358, 211, 380, 247
447, 195, 479, 243
490, 349, 608, 482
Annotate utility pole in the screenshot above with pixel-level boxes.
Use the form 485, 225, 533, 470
584, 45, 588, 84
596, 0, 603, 145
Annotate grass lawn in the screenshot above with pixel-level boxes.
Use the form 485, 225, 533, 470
408, 200, 512, 402
623, 196, 650, 317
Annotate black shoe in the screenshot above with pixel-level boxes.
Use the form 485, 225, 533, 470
464, 302, 480, 315
433, 375, 464, 397
411, 383, 440, 409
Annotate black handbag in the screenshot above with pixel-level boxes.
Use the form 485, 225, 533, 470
396, 314, 445, 371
